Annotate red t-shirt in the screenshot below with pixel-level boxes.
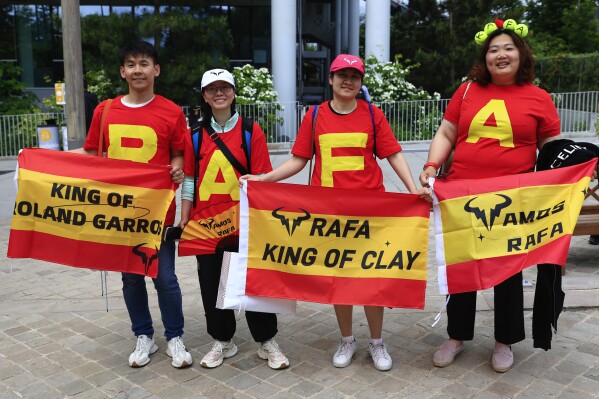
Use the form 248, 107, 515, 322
183, 118, 272, 210
444, 82, 560, 179
292, 100, 402, 191
84, 95, 186, 224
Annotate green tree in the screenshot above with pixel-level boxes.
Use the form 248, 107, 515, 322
0, 63, 39, 114
80, 8, 233, 107
0, 6, 16, 61
363, 54, 436, 102
233, 64, 283, 140
139, 9, 233, 106
81, 12, 139, 97
391, 0, 525, 97
526, 0, 599, 55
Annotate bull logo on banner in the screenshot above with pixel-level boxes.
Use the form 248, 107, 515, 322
132, 243, 159, 276
271, 207, 311, 236
464, 194, 512, 231
198, 218, 215, 230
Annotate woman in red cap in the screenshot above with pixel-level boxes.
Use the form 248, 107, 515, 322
242, 54, 430, 371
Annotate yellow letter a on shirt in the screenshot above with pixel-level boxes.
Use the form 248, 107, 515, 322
466, 99, 514, 147
199, 151, 240, 202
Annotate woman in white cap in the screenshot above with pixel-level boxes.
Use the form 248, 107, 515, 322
241, 55, 430, 371
179, 69, 289, 370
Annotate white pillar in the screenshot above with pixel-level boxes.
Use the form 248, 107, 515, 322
365, 0, 390, 62
341, 0, 349, 52
335, 0, 342, 55
348, 0, 360, 56
271, 0, 297, 141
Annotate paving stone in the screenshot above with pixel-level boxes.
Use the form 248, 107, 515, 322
158, 385, 194, 398
288, 380, 324, 397
61, 378, 95, 396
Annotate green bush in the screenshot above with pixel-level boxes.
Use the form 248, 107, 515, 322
233, 65, 283, 141
536, 53, 599, 93
363, 55, 440, 102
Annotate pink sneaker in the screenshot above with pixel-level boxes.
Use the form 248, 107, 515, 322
491, 344, 513, 372
432, 340, 464, 367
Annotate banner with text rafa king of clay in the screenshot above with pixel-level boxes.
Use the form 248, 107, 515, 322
238, 181, 431, 309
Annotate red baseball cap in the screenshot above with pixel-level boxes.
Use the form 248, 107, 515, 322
330, 54, 365, 76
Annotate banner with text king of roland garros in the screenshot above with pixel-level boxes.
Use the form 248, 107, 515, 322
431, 159, 596, 296
239, 180, 431, 309
8, 148, 176, 278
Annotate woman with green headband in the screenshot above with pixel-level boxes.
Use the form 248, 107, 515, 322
419, 19, 561, 373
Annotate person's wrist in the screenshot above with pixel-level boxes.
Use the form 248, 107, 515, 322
423, 161, 439, 171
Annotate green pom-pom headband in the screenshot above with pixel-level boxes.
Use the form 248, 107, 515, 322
474, 18, 528, 45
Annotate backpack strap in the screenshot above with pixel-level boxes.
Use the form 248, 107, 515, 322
191, 123, 203, 208
241, 116, 253, 171
308, 105, 319, 184
368, 102, 377, 158
97, 99, 113, 157
206, 124, 249, 177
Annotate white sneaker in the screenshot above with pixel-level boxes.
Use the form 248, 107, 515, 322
200, 340, 238, 368
333, 338, 357, 368
128, 335, 158, 367
369, 342, 392, 371
258, 339, 289, 369
166, 336, 193, 368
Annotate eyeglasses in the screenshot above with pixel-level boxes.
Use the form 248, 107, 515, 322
204, 86, 233, 95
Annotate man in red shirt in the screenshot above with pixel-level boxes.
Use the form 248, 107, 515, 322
72, 41, 191, 369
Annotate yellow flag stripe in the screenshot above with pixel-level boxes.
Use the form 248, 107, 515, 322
440, 180, 588, 264
12, 169, 173, 245
247, 209, 429, 280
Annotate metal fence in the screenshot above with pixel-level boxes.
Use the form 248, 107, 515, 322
0, 112, 65, 157
1, 91, 597, 158
551, 91, 599, 136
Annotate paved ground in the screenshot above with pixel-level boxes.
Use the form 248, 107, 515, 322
1, 146, 599, 399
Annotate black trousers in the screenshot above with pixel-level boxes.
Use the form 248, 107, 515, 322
447, 271, 525, 345
196, 253, 278, 343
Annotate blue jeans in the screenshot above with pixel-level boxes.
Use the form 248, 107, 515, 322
122, 239, 184, 340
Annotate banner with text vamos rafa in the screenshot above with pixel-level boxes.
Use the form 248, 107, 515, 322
431, 160, 596, 295
239, 181, 431, 309
8, 148, 175, 278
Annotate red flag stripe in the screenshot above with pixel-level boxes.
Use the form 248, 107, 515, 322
20, 148, 174, 190
247, 181, 430, 218
245, 269, 425, 309
8, 229, 159, 277
444, 234, 570, 294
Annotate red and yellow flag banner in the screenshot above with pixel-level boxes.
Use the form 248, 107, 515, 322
239, 181, 431, 309
431, 160, 596, 295
8, 148, 175, 278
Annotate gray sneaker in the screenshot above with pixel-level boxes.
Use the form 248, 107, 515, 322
128, 335, 158, 367
258, 339, 289, 369
200, 340, 238, 368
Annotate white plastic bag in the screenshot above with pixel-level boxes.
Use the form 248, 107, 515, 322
216, 251, 296, 314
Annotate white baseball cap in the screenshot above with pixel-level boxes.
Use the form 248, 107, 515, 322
201, 69, 235, 89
